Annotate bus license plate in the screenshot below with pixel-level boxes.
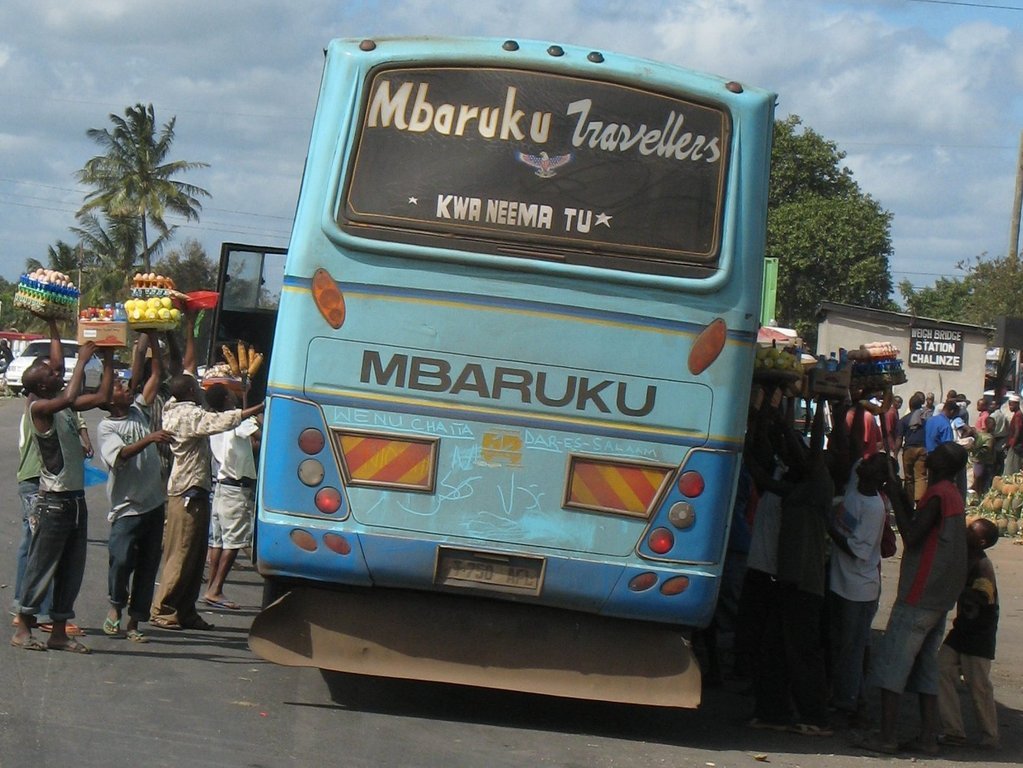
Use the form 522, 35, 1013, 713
435, 548, 544, 595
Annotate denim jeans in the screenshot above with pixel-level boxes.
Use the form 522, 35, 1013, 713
108, 505, 165, 621
827, 590, 878, 712
16, 491, 88, 622
11, 479, 53, 619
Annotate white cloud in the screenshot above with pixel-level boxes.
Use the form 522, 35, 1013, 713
0, 0, 1021, 290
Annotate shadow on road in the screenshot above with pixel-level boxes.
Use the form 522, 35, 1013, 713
316, 666, 1023, 761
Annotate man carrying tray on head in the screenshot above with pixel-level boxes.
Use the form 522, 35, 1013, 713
10, 318, 115, 653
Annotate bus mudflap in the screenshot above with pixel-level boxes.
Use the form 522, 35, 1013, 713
249, 585, 702, 708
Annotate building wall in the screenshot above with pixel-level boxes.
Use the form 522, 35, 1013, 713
816, 310, 989, 417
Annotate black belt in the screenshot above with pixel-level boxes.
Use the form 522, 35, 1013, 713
216, 477, 255, 488
41, 489, 86, 499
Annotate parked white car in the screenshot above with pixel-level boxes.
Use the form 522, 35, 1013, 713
4, 339, 104, 395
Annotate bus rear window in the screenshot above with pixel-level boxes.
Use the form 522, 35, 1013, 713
340, 66, 730, 277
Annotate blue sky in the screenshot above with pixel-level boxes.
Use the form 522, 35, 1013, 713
1, 0, 1022, 298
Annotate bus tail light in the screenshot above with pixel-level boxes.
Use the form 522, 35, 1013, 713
563, 456, 673, 517
311, 267, 346, 328
335, 430, 438, 492
290, 529, 318, 551
688, 318, 727, 374
315, 487, 343, 514
639, 449, 738, 562
647, 527, 674, 554
677, 471, 705, 497
628, 572, 657, 592
660, 575, 690, 595
323, 533, 352, 555
298, 427, 326, 454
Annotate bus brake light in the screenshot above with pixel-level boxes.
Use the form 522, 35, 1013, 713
298, 427, 326, 454
677, 471, 705, 497
688, 318, 727, 374
647, 527, 674, 554
315, 487, 343, 514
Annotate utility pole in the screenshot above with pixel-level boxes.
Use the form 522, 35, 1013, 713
1011, 129, 1023, 263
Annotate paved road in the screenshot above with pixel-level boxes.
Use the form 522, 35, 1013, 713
1, 397, 1021, 767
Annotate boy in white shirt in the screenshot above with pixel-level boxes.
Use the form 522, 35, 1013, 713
202, 382, 261, 610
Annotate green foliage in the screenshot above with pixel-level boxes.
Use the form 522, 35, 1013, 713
898, 275, 973, 321
767, 116, 896, 344
154, 239, 216, 293
899, 253, 1023, 333
769, 115, 858, 207
960, 254, 1023, 328
76, 103, 209, 272
9, 104, 211, 333
0, 275, 29, 331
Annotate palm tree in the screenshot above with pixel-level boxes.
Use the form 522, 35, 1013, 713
30, 241, 82, 278
76, 103, 209, 272
72, 212, 173, 305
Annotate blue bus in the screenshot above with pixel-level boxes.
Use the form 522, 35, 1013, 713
249, 37, 775, 707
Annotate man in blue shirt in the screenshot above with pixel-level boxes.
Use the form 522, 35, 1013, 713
925, 400, 957, 454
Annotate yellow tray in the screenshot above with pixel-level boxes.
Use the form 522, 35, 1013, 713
128, 320, 180, 332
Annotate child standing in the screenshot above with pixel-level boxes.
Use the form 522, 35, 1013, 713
97, 330, 173, 642
937, 517, 1000, 749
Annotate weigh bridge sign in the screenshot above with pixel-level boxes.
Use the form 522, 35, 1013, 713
908, 324, 963, 371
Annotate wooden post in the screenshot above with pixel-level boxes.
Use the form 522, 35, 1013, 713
1011, 129, 1023, 263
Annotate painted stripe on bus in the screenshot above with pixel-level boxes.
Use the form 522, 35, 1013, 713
266, 381, 743, 450
282, 279, 757, 344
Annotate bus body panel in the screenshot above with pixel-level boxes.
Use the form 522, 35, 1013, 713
251, 37, 775, 706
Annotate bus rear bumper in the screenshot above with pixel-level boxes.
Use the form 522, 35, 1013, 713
249, 584, 702, 708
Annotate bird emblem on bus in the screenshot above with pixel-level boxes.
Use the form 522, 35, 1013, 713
515, 150, 573, 178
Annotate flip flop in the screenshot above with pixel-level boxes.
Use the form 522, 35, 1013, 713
103, 617, 121, 636
47, 638, 91, 654
150, 618, 183, 631
10, 635, 47, 651
126, 629, 149, 643
202, 597, 240, 610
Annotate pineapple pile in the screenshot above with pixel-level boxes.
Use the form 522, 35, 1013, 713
972, 474, 1023, 538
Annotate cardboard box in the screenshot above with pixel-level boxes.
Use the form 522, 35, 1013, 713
77, 320, 128, 347
808, 366, 851, 397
